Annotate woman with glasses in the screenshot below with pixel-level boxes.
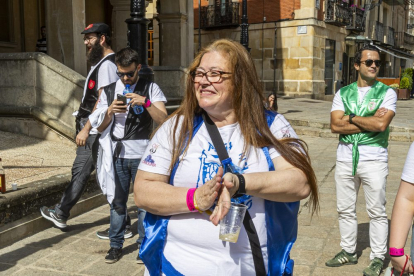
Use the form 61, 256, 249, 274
134, 39, 319, 276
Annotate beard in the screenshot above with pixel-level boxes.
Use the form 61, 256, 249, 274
87, 40, 104, 65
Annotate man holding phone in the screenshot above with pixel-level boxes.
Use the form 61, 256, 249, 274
326, 44, 397, 276
92, 47, 167, 264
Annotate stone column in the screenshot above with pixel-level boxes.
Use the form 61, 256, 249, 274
45, 0, 87, 76
157, 0, 193, 67
154, 0, 194, 97
109, 0, 130, 52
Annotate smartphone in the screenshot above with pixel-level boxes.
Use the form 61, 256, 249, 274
117, 94, 127, 105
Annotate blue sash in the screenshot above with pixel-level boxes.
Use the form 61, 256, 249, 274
140, 111, 299, 276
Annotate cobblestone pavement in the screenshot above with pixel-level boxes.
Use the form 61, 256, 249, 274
0, 134, 411, 275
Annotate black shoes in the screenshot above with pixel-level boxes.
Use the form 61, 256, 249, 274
105, 247, 122, 264
40, 206, 67, 228
136, 244, 143, 264
96, 225, 133, 240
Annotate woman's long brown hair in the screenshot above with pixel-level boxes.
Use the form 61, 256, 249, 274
159, 39, 319, 215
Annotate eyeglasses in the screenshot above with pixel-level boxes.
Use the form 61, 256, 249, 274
190, 70, 232, 83
116, 66, 138, 78
83, 35, 100, 43
360, 59, 381, 67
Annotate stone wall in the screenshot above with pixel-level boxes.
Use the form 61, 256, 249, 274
0, 52, 84, 141
196, 18, 341, 100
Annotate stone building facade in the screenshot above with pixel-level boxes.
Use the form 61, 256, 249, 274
2, 0, 414, 100
194, 0, 414, 101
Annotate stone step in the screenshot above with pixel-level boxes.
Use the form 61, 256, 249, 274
287, 119, 330, 130
293, 126, 338, 139
0, 172, 105, 248
293, 125, 414, 142
389, 131, 413, 142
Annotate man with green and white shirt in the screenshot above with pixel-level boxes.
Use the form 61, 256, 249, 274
326, 44, 397, 276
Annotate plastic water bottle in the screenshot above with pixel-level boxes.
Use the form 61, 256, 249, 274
123, 84, 131, 105
123, 84, 143, 115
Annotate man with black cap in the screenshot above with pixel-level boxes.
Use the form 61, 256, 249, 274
40, 23, 121, 231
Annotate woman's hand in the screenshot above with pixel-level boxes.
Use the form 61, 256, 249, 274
209, 172, 240, 226
194, 167, 224, 211
390, 255, 413, 274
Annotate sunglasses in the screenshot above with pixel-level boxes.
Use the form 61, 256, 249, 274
116, 66, 138, 78
360, 59, 381, 67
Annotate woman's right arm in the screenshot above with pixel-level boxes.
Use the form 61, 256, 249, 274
390, 180, 414, 273
134, 168, 223, 216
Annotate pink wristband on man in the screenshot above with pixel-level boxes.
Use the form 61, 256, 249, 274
143, 98, 151, 108
186, 188, 198, 212
389, 247, 404, 256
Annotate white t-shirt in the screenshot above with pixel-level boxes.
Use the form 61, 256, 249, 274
96, 79, 167, 159
331, 87, 397, 162
76, 53, 119, 135
139, 113, 297, 276
402, 142, 414, 184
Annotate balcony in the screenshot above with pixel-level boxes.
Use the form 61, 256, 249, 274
368, 20, 384, 43
385, 27, 395, 46
325, 0, 350, 27
395, 32, 414, 51
346, 6, 365, 32
382, 0, 405, 5
200, 2, 240, 29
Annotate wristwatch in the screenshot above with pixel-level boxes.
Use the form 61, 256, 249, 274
143, 98, 151, 108
349, 113, 356, 124
232, 174, 246, 199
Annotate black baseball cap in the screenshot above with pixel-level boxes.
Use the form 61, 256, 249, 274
81, 23, 110, 35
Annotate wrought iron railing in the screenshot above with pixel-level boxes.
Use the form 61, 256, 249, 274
404, 32, 414, 45
368, 20, 384, 42
385, 26, 395, 46
346, 5, 365, 32
325, 0, 351, 27
395, 32, 414, 48
200, 2, 240, 29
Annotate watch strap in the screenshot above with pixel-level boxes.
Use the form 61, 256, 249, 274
232, 174, 246, 198
349, 113, 356, 124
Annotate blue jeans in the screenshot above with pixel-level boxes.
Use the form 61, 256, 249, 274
109, 158, 146, 249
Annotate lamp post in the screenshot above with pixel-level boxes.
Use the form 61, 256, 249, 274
126, 0, 154, 82
198, 0, 201, 52
240, 0, 250, 52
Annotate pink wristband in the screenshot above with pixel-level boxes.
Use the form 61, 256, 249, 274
143, 99, 151, 108
186, 188, 198, 212
389, 247, 404, 256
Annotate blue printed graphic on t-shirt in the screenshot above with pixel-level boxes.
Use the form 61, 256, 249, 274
195, 141, 253, 208
143, 154, 156, 167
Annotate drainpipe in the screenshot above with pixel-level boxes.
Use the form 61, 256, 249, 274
240, 0, 250, 51
273, 24, 278, 111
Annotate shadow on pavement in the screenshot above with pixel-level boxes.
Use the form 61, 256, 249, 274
0, 218, 107, 272
356, 220, 392, 269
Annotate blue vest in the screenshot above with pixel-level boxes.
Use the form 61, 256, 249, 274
140, 110, 299, 276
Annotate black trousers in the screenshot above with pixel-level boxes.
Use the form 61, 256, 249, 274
55, 134, 98, 219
